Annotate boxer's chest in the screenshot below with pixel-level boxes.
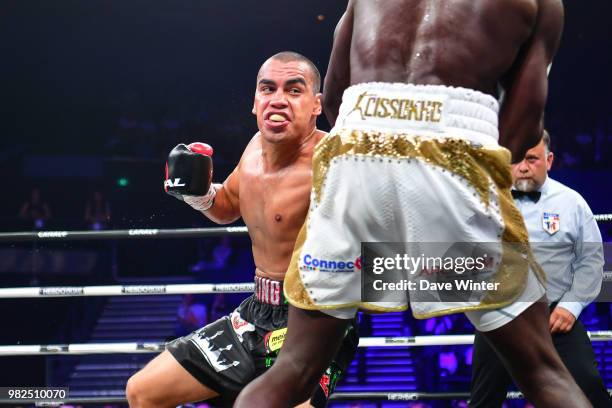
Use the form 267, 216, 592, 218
239, 164, 312, 240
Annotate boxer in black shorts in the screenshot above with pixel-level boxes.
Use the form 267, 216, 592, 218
125, 51, 358, 408
166, 277, 357, 407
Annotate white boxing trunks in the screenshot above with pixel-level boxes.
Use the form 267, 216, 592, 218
284, 83, 545, 331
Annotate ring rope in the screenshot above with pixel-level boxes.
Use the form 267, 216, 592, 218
2, 332, 611, 356
0, 283, 255, 298
0, 213, 610, 242
4, 274, 612, 299
0, 226, 248, 243
6, 390, 612, 405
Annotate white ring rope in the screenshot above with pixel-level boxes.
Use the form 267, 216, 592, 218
0, 214, 610, 242
4, 274, 612, 299
0, 283, 255, 298
1, 332, 611, 356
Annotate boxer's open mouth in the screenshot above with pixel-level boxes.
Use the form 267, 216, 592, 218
269, 114, 287, 122
264, 112, 290, 131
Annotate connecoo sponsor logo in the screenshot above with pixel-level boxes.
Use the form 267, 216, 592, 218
121, 285, 166, 294
128, 229, 159, 236
301, 254, 361, 272
39, 287, 84, 296
226, 226, 248, 233
37, 231, 68, 238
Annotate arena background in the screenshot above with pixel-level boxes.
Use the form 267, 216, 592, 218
0, 1, 611, 407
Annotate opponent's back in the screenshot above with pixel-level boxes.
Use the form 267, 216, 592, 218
350, 0, 538, 96
325, 0, 563, 158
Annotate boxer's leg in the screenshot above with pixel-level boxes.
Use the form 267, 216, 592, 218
234, 306, 351, 408
126, 350, 218, 408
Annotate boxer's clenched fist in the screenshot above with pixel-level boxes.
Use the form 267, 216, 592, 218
164, 142, 217, 212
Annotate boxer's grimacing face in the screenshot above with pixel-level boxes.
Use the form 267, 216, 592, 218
253, 59, 322, 143
511, 139, 554, 192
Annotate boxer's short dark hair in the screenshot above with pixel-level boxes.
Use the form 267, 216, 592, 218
269, 51, 321, 94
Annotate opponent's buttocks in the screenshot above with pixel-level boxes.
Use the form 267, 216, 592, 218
284, 83, 544, 327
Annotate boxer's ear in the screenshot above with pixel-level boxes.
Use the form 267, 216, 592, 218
313, 93, 323, 116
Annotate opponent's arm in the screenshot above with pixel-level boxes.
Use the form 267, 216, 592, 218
323, 1, 354, 127
164, 142, 241, 224
499, 0, 564, 163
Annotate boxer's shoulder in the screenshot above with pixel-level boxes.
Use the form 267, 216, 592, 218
242, 132, 263, 157
237, 133, 263, 171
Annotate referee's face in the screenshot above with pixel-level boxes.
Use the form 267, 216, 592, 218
511, 139, 554, 192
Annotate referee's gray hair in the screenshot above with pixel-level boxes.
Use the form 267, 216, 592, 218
542, 129, 552, 154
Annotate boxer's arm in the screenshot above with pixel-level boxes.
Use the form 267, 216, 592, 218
200, 134, 260, 224
323, 1, 354, 127
203, 166, 241, 224
499, 0, 564, 163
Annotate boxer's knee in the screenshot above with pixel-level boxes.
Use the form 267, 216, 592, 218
125, 373, 143, 407
125, 371, 166, 408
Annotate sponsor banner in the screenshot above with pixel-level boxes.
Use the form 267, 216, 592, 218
226, 226, 248, 233
40, 345, 69, 353
121, 285, 166, 295
37, 231, 68, 238
385, 337, 415, 345
264, 328, 287, 353
39, 287, 84, 296
127, 229, 159, 236
213, 283, 254, 293
300, 254, 361, 273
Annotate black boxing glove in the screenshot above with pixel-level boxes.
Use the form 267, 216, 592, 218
164, 142, 217, 211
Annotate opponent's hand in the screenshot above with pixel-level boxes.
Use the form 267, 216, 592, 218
549, 306, 576, 334
164, 142, 216, 210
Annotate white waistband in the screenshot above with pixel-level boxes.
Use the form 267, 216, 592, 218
334, 83, 499, 146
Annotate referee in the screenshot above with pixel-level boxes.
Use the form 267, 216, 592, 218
469, 130, 610, 407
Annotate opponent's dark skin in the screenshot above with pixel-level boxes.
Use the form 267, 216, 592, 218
235, 1, 589, 407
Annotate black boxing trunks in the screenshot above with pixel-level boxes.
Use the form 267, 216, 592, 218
166, 276, 359, 407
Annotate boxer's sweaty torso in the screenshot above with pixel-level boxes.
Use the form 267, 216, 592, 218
349, 0, 538, 96
239, 131, 325, 282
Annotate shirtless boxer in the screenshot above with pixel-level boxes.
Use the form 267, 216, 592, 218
236, 1, 591, 407
125, 52, 358, 408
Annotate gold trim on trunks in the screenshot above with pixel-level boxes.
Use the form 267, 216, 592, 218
285, 130, 544, 317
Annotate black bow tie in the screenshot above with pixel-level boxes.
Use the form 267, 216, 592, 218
511, 189, 541, 203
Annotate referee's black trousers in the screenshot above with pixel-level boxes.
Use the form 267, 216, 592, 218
469, 318, 611, 407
